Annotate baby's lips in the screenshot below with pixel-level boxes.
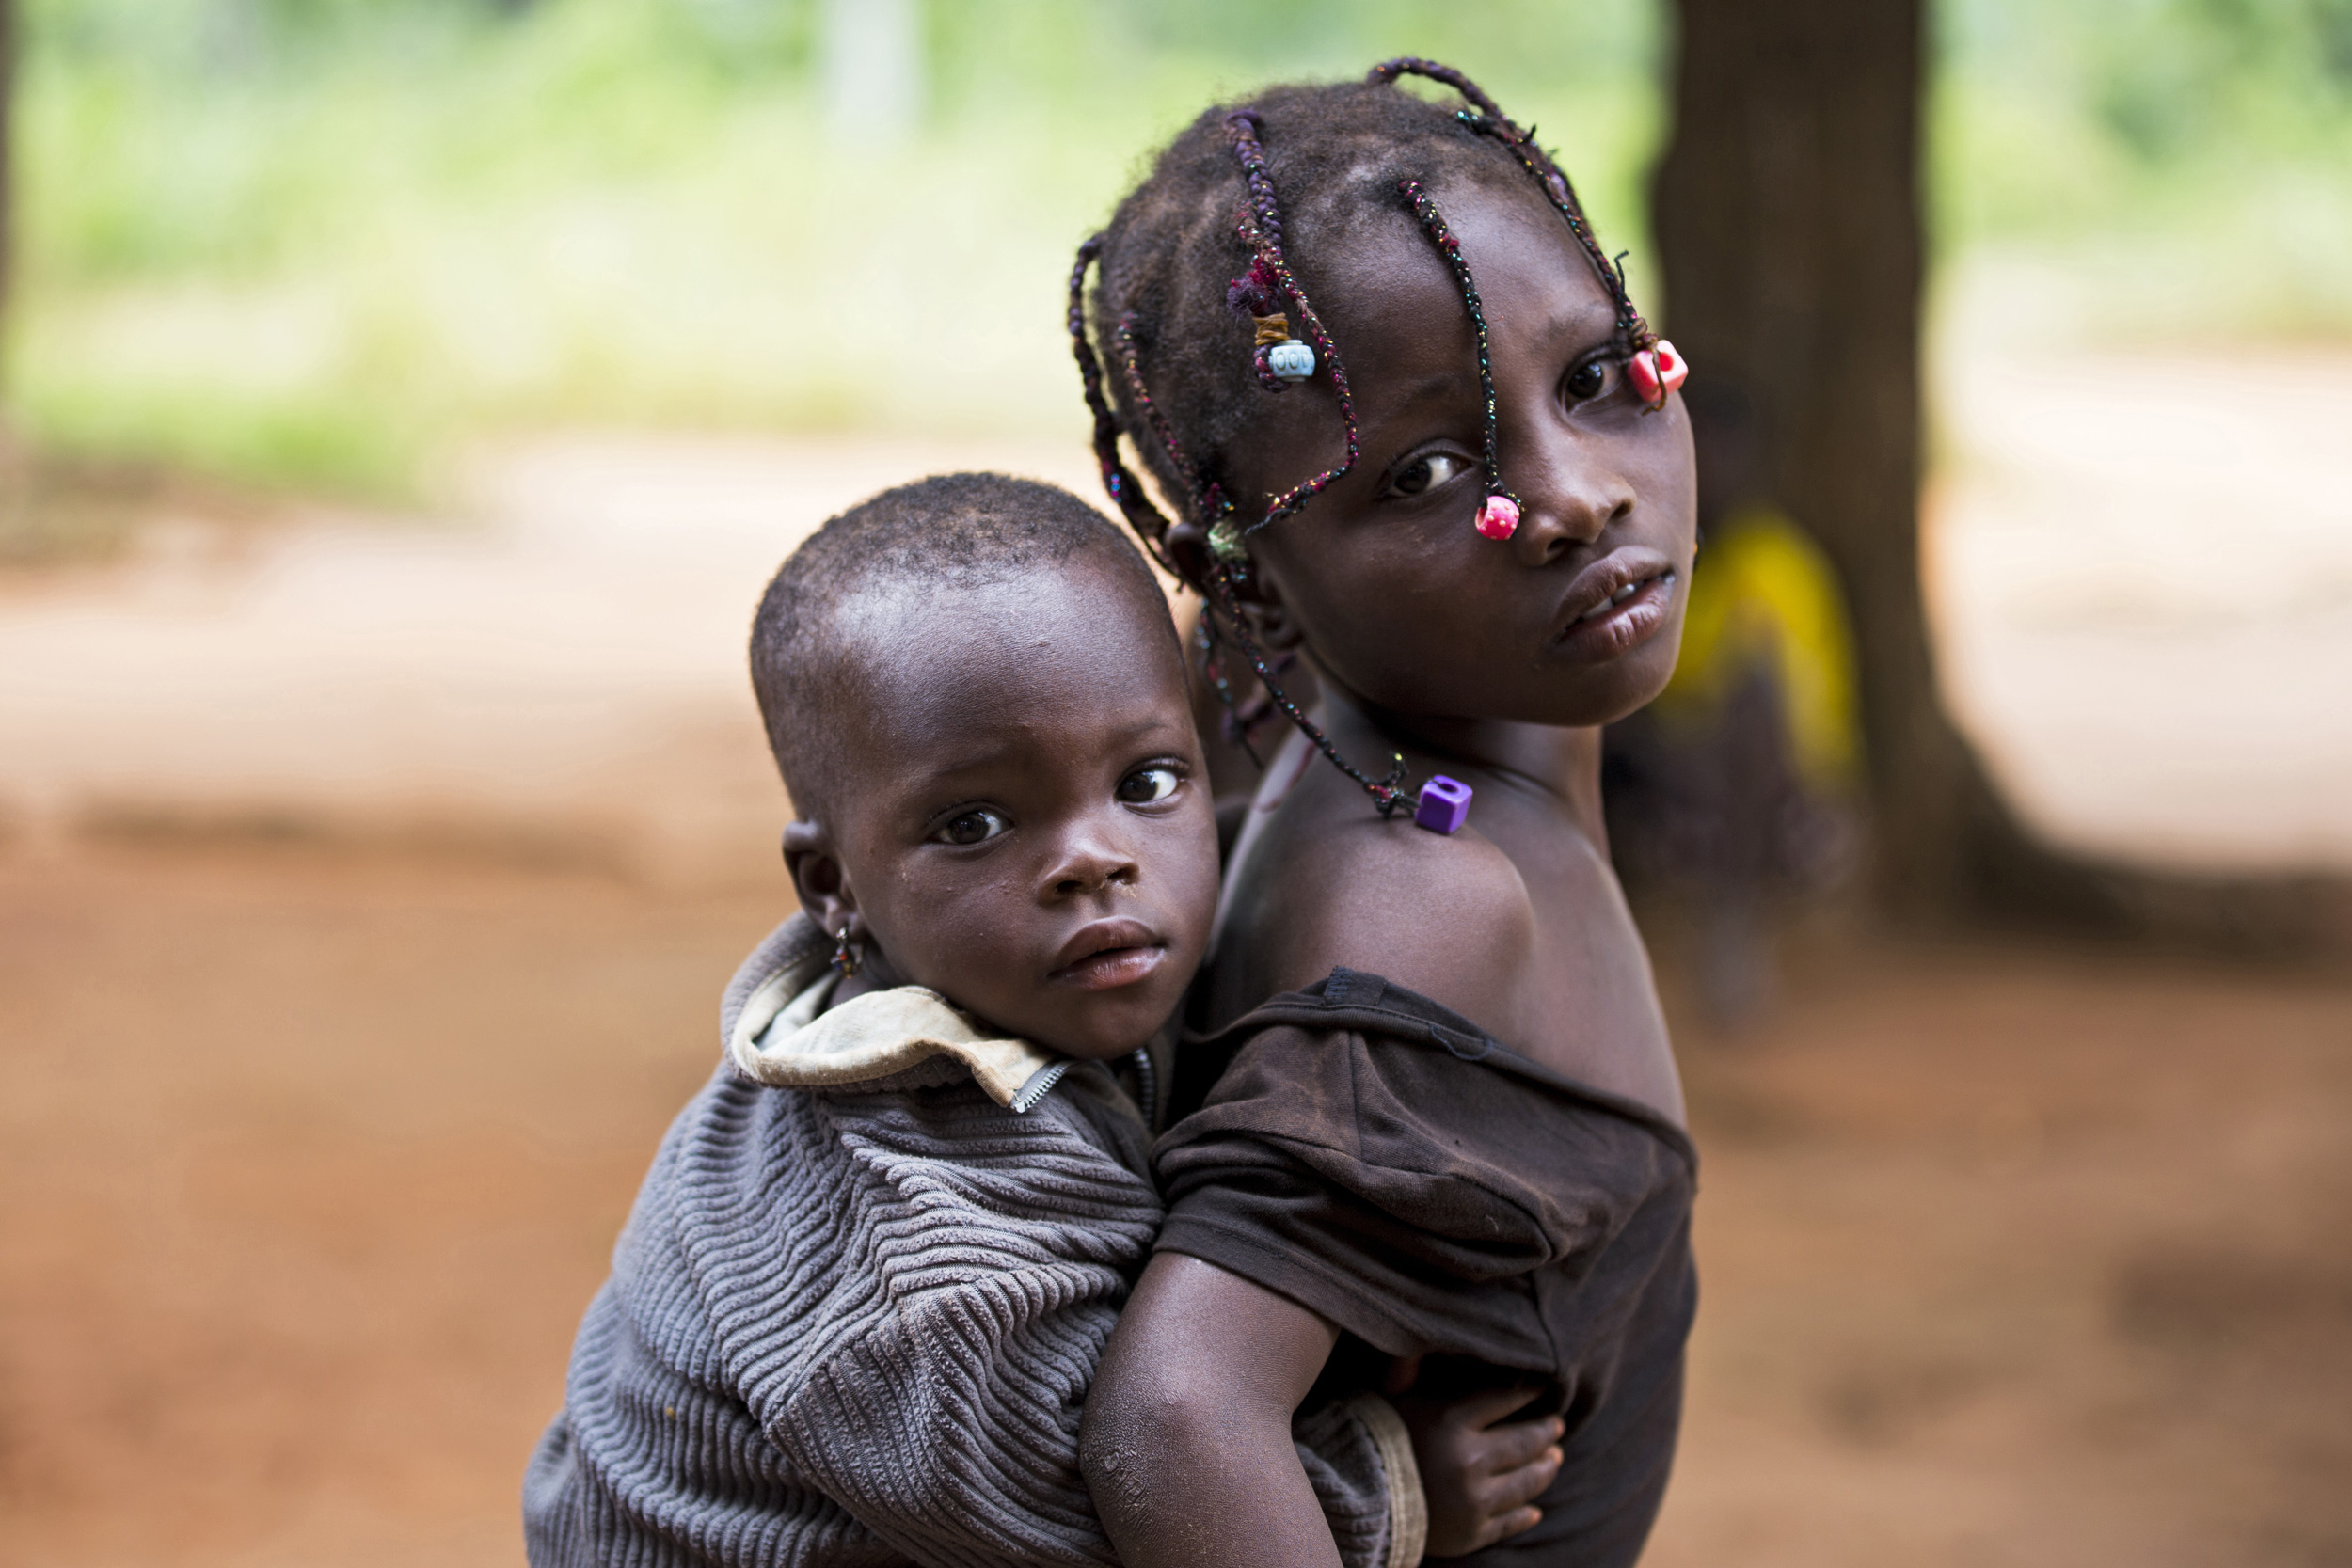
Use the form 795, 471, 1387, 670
1049, 916, 1160, 974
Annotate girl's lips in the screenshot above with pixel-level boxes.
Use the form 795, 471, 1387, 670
1552, 569, 1677, 663
1048, 943, 1167, 991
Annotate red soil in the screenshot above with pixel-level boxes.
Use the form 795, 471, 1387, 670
2, 845, 2346, 1567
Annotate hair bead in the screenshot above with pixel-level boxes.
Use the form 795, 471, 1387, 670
1413, 775, 1474, 834
1402, 179, 1522, 542
1628, 340, 1690, 410
1265, 341, 1315, 381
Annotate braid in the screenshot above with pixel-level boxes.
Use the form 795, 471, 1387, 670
1211, 111, 1394, 809
1400, 179, 1517, 515
1113, 312, 1216, 528
1209, 563, 1410, 815
1370, 56, 1657, 352
1221, 112, 1364, 542
1067, 236, 1179, 572
1363, 55, 1509, 121
1191, 613, 1262, 769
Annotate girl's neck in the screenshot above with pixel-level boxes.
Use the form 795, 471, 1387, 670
1313, 678, 1608, 838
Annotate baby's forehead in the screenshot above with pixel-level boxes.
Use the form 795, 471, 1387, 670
820, 556, 1184, 736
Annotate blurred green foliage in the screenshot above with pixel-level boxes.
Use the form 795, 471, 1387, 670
1932, 0, 2352, 340
18, 0, 1659, 494
13, 0, 2350, 498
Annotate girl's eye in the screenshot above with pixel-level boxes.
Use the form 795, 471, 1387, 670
1117, 765, 1182, 805
932, 808, 1009, 846
1387, 451, 1472, 498
1565, 358, 1615, 403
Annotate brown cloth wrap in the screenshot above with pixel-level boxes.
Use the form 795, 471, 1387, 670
1154, 968, 1697, 1568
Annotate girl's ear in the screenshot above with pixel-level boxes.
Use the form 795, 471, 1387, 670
1232, 552, 1308, 654
1166, 516, 1309, 656
781, 820, 863, 942
1163, 515, 1215, 592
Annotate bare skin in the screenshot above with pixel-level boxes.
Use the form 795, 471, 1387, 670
1082, 172, 1698, 1566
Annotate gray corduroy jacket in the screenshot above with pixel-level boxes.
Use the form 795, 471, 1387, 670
523, 915, 1424, 1568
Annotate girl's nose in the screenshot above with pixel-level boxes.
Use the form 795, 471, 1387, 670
1508, 437, 1635, 563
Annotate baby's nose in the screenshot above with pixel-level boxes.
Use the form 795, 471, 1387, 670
1047, 841, 1139, 898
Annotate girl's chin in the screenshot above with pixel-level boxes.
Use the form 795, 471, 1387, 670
1331, 636, 1682, 732
1434, 669, 1683, 731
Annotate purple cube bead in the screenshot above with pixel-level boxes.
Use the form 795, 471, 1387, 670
1413, 775, 1472, 835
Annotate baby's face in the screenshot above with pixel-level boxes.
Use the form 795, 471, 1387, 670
1224, 176, 1698, 730
812, 551, 1218, 1060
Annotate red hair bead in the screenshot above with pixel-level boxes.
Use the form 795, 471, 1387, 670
1475, 494, 1519, 540
1628, 340, 1689, 409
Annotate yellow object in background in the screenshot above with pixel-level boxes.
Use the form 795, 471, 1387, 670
1653, 504, 1862, 788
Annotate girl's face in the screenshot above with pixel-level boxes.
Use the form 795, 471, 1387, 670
1221, 176, 1697, 731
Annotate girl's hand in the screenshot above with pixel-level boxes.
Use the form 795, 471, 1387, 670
1395, 1378, 1564, 1557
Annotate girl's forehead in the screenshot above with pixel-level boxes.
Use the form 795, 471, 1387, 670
1268, 183, 1621, 417
1315, 186, 1616, 351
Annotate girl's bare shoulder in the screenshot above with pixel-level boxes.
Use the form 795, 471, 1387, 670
1223, 780, 1540, 1033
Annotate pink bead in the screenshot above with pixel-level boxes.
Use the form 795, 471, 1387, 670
1628, 351, 1661, 404
1415, 775, 1472, 834
1475, 494, 1519, 540
1629, 340, 1690, 407
1655, 339, 1690, 395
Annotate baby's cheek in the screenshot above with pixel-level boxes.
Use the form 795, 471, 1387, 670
1157, 809, 1225, 943
879, 881, 1011, 993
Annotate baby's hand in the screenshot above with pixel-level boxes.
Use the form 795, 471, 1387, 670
1394, 1380, 1564, 1558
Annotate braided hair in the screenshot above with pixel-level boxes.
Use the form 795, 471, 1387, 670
1069, 58, 1657, 816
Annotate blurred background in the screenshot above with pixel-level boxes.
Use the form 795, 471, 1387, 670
2, 1, 2348, 1564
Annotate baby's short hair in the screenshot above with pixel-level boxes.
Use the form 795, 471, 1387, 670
750, 472, 1161, 819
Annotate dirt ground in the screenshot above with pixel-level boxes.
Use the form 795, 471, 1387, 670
3, 841, 2345, 1568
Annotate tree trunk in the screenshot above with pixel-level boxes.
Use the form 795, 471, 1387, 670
1645, 0, 2166, 939
1648, 0, 2349, 952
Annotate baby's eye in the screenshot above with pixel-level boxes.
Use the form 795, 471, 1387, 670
1386, 451, 1472, 499
1564, 358, 1618, 404
932, 807, 1009, 846
1116, 765, 1182, 805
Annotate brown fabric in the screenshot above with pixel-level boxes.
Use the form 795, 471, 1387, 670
1153, 967, 1697, 1568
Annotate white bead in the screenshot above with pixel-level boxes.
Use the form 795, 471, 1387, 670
1267, 341, 1315, 381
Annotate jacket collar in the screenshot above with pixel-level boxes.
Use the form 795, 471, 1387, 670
723, 916, 1068, 1112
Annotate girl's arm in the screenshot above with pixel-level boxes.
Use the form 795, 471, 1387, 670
1082, 1257, 1567, 1566
1082, 1253, 1345, 1568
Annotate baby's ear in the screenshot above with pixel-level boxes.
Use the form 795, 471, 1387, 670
781, 821, 861, 940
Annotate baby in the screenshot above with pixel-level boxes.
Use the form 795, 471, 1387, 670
524, 474, 1545, 1566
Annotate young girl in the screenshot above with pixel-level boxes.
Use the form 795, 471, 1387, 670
1066, 62, 1700, 1566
